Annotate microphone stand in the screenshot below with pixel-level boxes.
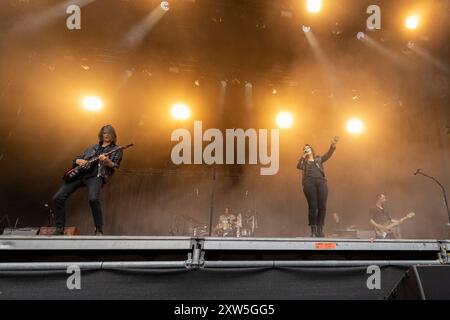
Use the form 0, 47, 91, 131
207, 166, 217, 237
44, 204, 54, 227
415, 170, 450, 226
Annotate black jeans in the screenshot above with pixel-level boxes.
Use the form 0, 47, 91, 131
302, 178, 328, 226
53, 176, 104, 229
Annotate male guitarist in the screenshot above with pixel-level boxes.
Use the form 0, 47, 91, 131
369, 193, 400, 239
52, 125, 123, 235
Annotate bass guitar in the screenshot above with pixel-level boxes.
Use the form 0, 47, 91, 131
374, 212, 415, 239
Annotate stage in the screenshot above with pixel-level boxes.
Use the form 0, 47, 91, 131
0, 236, 449, 299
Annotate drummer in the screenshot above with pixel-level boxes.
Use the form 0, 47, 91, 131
214, 207, 236, 237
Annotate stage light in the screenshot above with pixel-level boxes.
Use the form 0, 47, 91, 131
302, 25, 311, 33
306, 0, 321, 14
82, 96, 103, 111
171, 103, 191, 120
405, 15, 419, 29
346, 118, 364, 135
356, 32, 365, 40
160, 1, 170, 11
276, 112, 293, 129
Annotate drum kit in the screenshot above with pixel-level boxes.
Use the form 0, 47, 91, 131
170, 210, 258, 238
213, 210, 258, 238
170, 215, 209, 237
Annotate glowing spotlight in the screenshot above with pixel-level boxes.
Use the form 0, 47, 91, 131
346, 118, 364, 135
276, 112, 294, 129
405, 15, 419, 29
171, 103, 191, 120
356, 32, 365, 40
82, 96, 103, 111
306, 0, 321, 14
302, 25, 311, 33
160, 1, 170, 11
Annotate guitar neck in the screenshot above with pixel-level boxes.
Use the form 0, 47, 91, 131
398, 217, 409, 223
86, 146, 123, 164
387, 216, 411, 229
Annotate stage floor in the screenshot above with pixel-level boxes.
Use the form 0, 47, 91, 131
0, 236, 448, 269
0, 235, 448, 251
1, 236, 449, 299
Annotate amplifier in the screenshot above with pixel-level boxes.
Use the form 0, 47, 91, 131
2, 227, 40, 236
38, 227, 79, 236
356, 230, 376, 239
331, 229, 376, 239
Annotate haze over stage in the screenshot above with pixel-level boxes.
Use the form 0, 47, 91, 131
1, 0, 448, 239
0, 0, 449, 301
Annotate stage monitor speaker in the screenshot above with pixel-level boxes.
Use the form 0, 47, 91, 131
356, 230, 376, 239
388, 265, 450, 299
2, 227, 40, 236
333, 229, 357, 238
38, 227, 79, 236
332, 229, 376, 239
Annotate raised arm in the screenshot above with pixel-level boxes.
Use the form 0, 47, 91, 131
321, 136, 339, 163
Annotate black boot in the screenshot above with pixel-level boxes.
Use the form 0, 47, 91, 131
316, 225, 325, 238
310, 225, 318, 237
51, 227, 64, 235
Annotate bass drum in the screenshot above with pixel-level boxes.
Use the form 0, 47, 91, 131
240, 228, 251, 237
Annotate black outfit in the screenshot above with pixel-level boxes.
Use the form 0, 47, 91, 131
369, 206, 392, 226
369, 205, 395, 239
53, 143, 123, 230
71, 144, 123, 183
297, 144, 336, 228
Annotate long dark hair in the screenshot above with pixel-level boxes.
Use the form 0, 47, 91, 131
304, 144, 316, 158
98, 124, 117, 145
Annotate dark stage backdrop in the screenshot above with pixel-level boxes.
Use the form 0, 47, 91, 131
62, 163, 450, 238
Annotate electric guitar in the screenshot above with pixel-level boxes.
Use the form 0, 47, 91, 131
62, 144, 134, 182
374, 212, 415, 239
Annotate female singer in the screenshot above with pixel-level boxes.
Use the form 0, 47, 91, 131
297, 136, 339, 237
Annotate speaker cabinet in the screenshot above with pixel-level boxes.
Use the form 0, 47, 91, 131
38, 227, 79, 236
389, 265, 450, 299
2, 228, 40, 236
